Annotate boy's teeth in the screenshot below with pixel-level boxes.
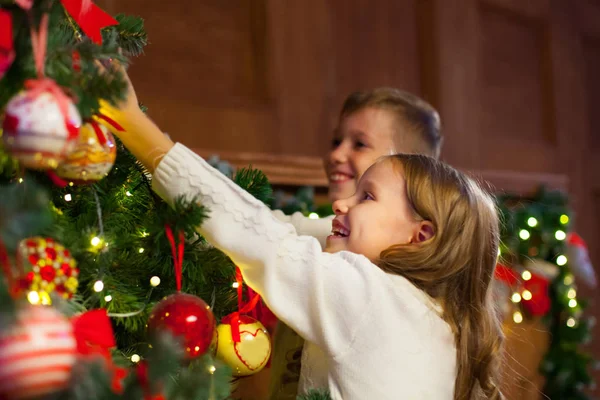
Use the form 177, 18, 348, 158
330, 174, 351, 182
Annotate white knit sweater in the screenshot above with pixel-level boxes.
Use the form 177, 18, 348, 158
152, 143, 457, 400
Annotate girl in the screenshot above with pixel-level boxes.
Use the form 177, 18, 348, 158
106, 77, 504, 399
268, 88, 443, 399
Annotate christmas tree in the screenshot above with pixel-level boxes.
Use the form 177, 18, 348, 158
0, 1, 335, 399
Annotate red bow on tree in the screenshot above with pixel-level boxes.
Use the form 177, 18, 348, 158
72, 309, 128, 393
0, 10, 15, 80
60, 0, 118, 44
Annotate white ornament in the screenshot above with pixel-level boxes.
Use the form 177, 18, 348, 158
2, 91, 81, 170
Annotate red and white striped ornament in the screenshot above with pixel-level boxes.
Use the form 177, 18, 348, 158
0, 305, 77, 399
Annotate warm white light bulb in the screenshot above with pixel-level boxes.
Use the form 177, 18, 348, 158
513, 311, 523, 324
569, 299, 578, 308
567, 318, 576, 328
519, 229, 530, 240
522, 270, 532, 281
511, 293, 522, 303
91, 236, 101, 246
138, 248, 144, 254
555, 230, 567, 241
527, 217, 538, 227
150, 276, 161, 287
64, 194, 72, 202
93, 280, 104, 292
308, 213, 319, 220
232, 282, 240, 289
522, 290, 533, 301
567, 288, 577, 299
131, 354, 141, 363
104, 295, 113, 302
557, 255, 568, 266
126, 191, 132, 197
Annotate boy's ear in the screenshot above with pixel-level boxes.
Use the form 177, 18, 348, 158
415, 221, 435, 243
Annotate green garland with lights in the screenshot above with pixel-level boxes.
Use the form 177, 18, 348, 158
497, 188, 594, 399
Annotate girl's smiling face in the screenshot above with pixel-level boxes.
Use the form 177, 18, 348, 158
326, 160, 434, 261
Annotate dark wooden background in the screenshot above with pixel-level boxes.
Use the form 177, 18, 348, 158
98, 0, 600, 398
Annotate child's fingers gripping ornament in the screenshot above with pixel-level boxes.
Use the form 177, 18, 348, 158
0, 305, 77, 399
215, 314, 272, 377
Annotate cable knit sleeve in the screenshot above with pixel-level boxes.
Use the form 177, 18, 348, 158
152, 143, 379, 357
271, 210, 334, 249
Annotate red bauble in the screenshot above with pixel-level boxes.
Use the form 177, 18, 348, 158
147, 293, 216, 359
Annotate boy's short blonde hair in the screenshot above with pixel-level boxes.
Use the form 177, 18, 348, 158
340, 88, 443, 159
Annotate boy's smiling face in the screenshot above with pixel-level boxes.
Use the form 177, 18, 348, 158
324, 107, 398, 202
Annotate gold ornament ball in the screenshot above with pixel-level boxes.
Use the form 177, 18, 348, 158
56, 121, 116, 184
215, 315, 271, 376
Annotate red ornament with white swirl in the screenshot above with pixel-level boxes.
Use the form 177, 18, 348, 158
2, 90, 81, 170
215, 315, 271, 376
0, 305, 77, 399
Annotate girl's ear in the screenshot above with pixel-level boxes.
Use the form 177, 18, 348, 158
415, 221, 435, 243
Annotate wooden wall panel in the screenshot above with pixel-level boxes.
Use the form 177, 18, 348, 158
583, 36, 600, 150
477, 2, 558, 173
328, 0, 422, 108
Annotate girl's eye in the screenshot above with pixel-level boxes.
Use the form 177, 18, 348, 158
362, 192, 374, 201
331, 138, 342, 148
355, 141, 367, 149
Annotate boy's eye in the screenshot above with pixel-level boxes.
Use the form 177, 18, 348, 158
331, 138, 342, 148
355, 141, 367, 149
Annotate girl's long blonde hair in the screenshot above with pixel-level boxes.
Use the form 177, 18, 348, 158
378, 154, 504, 400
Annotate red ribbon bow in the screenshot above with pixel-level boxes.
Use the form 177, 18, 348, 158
72, 309, 116, 359
60, 0, 118, 45
0, 10, 15, 80
222, 267, 267, 343
165, 226, 185, 292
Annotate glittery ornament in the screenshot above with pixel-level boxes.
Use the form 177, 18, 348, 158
2, 90, 81, 170
16, 237, 78, 304
215, 315, 271, 376
147, 293, 216, 359
0, 305, 77, 399
56, 121, 116, 184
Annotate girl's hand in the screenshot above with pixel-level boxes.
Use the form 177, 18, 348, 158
99, 59, 144, 127
99, 58, 174, 172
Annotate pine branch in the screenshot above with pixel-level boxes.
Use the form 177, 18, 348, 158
234, 167, 273, 205
112, 14, 148, 57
